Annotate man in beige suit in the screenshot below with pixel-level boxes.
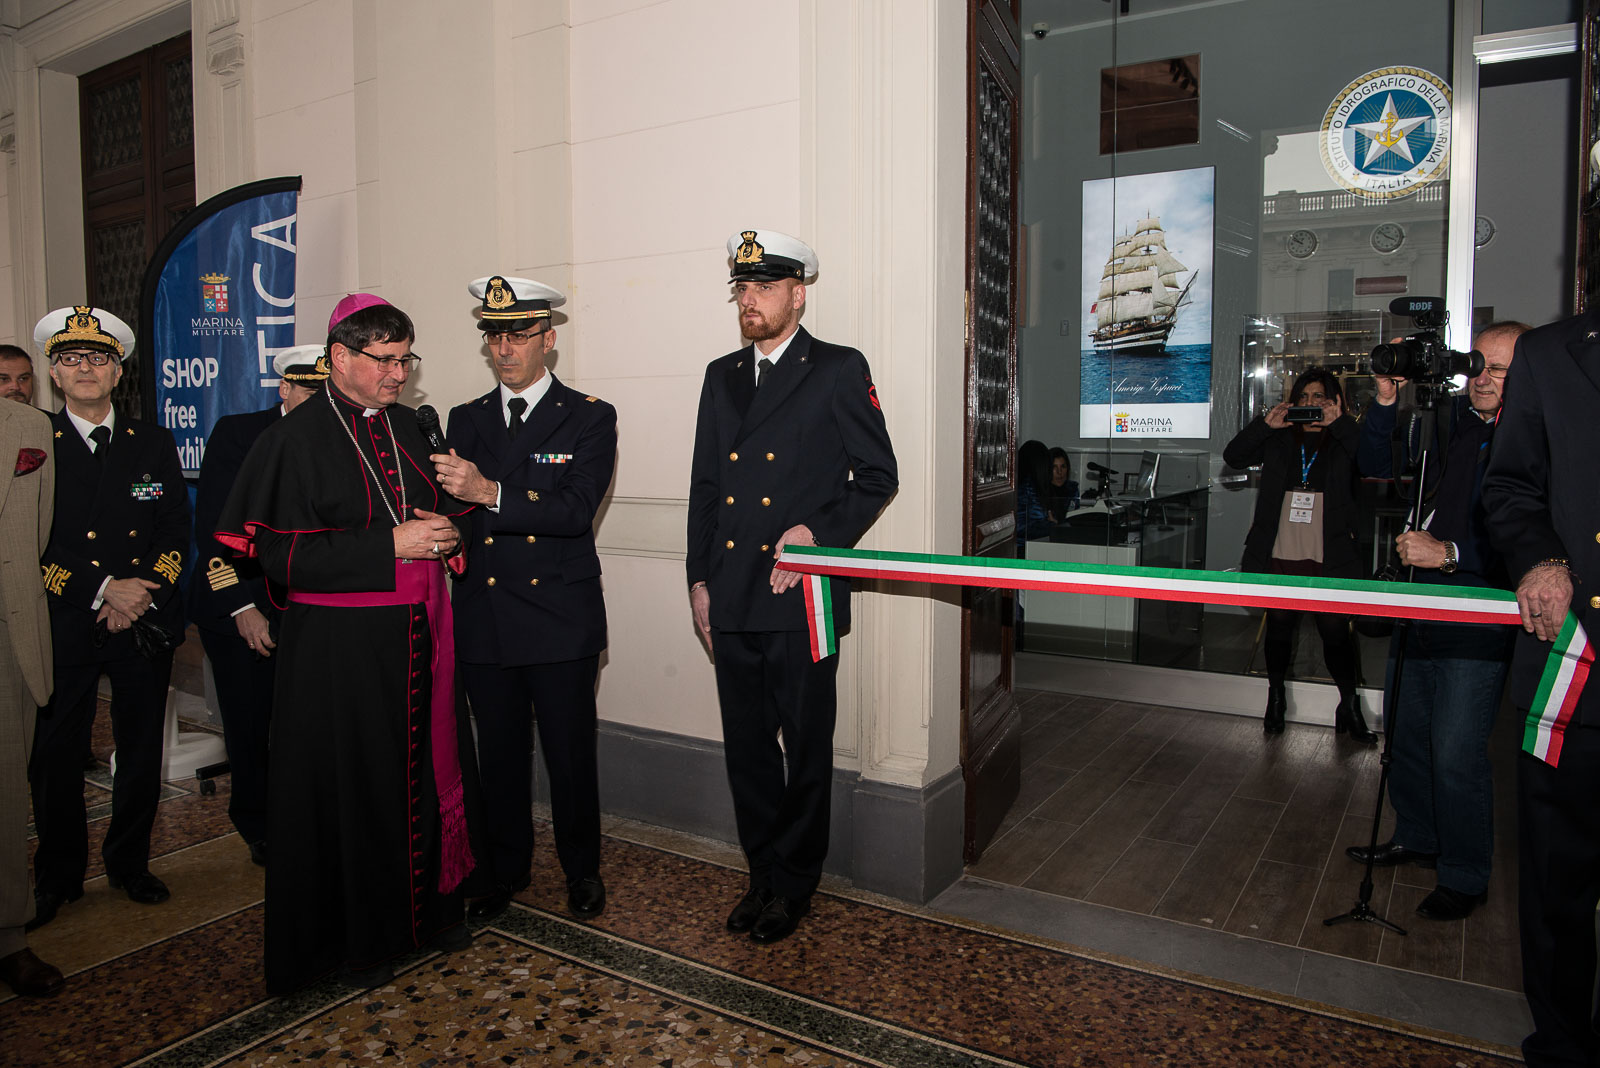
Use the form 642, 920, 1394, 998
0, 396, 63, 996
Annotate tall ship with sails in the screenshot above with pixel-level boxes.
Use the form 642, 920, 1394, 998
1089, 214, 1196, 356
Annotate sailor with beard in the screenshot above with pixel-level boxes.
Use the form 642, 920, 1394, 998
685, 229, 898, 945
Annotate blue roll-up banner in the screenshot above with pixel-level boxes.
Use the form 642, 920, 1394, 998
139, 176, 303, 476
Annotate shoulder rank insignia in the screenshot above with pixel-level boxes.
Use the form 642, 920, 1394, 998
153, 550, 183, 583
54, 430, 62, 438
205, 556, 240, 591
527, 490, 539, 502
126, 427, 135, 435
586, 396, 597, 403
41, 562, 70, 595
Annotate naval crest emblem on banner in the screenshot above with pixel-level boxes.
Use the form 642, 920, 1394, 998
1319, 67, 1451, 200
201, 273, 231, 312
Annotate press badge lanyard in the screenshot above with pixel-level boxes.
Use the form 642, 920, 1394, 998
1298, 443, 1315, 489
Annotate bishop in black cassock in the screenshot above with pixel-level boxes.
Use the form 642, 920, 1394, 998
216, 296, 475, 994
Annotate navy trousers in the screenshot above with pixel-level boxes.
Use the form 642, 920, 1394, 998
711, 629, 839, 900
461, 656, 601, 888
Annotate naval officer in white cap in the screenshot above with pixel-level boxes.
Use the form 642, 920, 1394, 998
433, 275, 617, 921
686, 229, 898, 944
30, 306, 189, 927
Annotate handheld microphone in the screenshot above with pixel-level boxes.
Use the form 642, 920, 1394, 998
416, 404, 447, 452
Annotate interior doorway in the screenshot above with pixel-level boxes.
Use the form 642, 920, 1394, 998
79, 31, 195, 414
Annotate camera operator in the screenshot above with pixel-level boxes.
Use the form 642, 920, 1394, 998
1346, 320, 1527, 922
1224, 368, 1368, 738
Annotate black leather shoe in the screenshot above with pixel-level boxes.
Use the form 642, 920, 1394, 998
248, 840, 267, 867
0, 948, 65, 997
1334, 697, 1378, 744
725, 887, 773, 933
1344, 839, 1437, 868
107, 871, 171, 905
339, 961, 395, 990
1262, 682, 1287, 735
428, 923, 473, 952
25, 887, 83, 931
567, 875, 605, 918
467, 874, 531, 922
750, 895, 810, 944
1416, 885, 1486, 921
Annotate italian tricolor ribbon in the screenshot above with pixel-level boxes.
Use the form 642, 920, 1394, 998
1524, 613, 1594, 766
779, 546, 1590, 767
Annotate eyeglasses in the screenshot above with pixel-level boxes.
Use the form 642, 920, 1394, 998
351, 347, 421, 371
484, 328, 548, 347
53, 351, 115, 367
1483, 366, 1509, 380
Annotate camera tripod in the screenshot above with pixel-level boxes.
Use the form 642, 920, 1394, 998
1323, 389, 1452, 936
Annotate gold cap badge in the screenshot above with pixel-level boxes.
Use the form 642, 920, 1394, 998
735, 231, 764, 265
485, 276, 515, 311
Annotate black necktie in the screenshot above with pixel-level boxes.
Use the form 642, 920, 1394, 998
757, 358, 773, 391
89, 425, 111, 467
507, 397, 527, 440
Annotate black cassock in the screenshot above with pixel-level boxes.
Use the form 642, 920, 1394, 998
216, 383, 474, 995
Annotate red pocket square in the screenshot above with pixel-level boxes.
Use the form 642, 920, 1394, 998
14, 447, 45, 476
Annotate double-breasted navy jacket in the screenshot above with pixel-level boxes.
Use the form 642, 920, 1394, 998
447, 375, 616, 667
190, 405, 280, 635
42, 408, 189, 663
686, 326, 898, 633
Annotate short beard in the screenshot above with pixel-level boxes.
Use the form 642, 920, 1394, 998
743, 306, 795, 342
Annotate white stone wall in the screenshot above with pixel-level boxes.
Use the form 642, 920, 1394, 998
1, 0, 967, 796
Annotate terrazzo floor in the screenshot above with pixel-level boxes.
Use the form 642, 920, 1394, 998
5, 700, 1523, 1066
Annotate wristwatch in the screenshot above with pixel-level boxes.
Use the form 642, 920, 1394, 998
1440, 542, 1458, 574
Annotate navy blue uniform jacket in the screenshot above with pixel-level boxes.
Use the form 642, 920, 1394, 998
447, 375, 616, 667
190, 405, 280, 634
687, 327, 898, 633
1483, 312, 1600, 724
42, 408, 189, 663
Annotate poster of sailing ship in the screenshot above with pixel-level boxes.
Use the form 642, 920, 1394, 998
1079, 166, 1214, 439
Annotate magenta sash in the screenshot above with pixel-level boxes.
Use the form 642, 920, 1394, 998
289, 561, 474, 893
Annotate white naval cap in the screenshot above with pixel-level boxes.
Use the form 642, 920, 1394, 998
726, 229, 818, 283
33, 305, 136, 362
469, 275, 566, 331
272, 344, 329, 382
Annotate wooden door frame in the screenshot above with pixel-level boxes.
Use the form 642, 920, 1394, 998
960, 0, 1023, 864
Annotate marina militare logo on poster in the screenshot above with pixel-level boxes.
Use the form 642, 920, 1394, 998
1319, 67, 1451, 200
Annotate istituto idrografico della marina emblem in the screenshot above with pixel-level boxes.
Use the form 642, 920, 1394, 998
735, 231, 764, 265
1320, 67, 1451, 200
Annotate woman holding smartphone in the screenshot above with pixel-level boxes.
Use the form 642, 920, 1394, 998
1223, 367, 1373, 741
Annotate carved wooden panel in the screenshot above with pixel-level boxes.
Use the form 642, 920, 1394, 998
962, 0, 1023, 864
80, 33, 194, 416
1579, 0, 1600, 313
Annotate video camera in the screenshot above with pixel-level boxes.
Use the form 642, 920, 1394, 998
1369, 297, 1484, 388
